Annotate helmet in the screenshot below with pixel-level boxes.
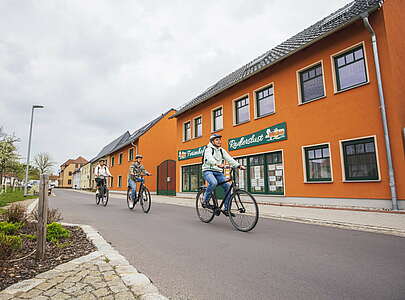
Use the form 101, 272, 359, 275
135, 154, 143, 159
210, 134, 222, 142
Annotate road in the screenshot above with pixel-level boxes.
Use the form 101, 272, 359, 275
50, 190, 405, 300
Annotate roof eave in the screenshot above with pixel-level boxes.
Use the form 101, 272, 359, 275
171, 5, 379, 119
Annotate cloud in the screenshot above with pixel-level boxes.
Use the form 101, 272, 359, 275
0, 0, 351, 171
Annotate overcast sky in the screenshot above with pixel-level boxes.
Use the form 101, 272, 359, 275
0, 0, 351, 172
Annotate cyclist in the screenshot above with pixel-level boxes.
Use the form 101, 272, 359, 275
202, 134, 246, 216
94, 159, 112, 196
128, 154, 151, 202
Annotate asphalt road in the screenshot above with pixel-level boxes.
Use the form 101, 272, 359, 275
50, 190, 405, 300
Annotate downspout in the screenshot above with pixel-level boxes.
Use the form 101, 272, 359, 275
361, 13, 399, 210
131, 141, 138, 155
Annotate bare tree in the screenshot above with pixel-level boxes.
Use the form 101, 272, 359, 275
0, 127, 20, 185
33, 153, 55, 175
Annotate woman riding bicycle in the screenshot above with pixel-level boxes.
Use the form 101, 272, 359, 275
202, 134, 246, 216
128, 154, 151, 203
94, 159, 112, 196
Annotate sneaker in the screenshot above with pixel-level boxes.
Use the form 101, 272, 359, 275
222, 210, 235, 217
202, 201, 214, 210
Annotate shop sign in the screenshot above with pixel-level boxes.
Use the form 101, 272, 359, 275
228, 122, 287, 151
178, 146, 206, 161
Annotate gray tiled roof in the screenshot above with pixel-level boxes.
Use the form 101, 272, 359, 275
172, 0, 382, 118
90, 131, 131, 163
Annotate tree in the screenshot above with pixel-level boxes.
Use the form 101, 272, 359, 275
0, 127, 20, 185
33, 152, 55, 175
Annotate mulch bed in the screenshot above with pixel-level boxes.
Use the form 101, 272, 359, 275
0, 225, 96, 291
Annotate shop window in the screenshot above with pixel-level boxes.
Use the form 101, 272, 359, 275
213, 108, 223, 132
304, 144, 331, 182
235, 158, 248, 189
118, 176, 122, 187
182, 164, 203, 192
235, 96, 250, 124
129, 148, 134, 161
299, 63, 324, 103
334, 45, 368, 91
342, 137, 379, 180
184, 121, 191, 141
255, 85, 274, 117
119, 153, 123, 164
266, 152, 284, 194
249, 155, 266, 193
194, 117, 202, 138
111, 156, 115, 167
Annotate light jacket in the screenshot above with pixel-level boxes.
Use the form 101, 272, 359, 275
94, 165, 111, 177
202, 143, 240, 172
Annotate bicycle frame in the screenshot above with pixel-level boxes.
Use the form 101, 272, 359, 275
207, 168, 239, 211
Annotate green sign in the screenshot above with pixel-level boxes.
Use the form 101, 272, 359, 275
228, 122, 287, 151
178, 146, 206, 161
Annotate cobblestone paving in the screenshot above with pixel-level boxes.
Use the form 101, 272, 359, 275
0, 222, 167, 300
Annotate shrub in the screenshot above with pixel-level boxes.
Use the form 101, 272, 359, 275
0, 222, 23, 235
32, 208, 63, 224
46, 222, 70, 242
3, 204, 27, 224
0, 232, 22, 260
20, 233, 37, 240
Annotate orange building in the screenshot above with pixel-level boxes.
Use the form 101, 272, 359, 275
172, 0, 405, 209
108, 109, 177, 194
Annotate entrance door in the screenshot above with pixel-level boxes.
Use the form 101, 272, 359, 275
157, 160, 176, 196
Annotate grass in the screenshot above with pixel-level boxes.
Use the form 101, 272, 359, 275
0, 189, 37, 208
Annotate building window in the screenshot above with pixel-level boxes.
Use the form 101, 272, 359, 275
334, 45, 368, 91
182, 164, 203, 192
235, 158, 248, 189
255, 85, 274, 117
235, 96, 250, 124
129, 148, 134, 161
304, 144, 332, 181
118, 176, 122, 187
68, 179, 72, 185
194, 117, 202, 138
342, 137, 379, 181
111, 156, 115, 167
75, 164, 79, 168
68, 172, 72, 176
299, 63, 324, 103
184, 121, 191, 141
110, 177, 114, 187
119, 153, 123, 164
213, 107, 223, 132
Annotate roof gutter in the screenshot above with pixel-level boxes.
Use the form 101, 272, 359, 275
172, 5, 380, 119
361, 11, 399, 210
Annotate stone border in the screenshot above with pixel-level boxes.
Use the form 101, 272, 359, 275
1, 219, 168, 299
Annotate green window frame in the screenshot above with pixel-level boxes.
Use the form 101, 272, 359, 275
118, 176, 122, 187
194, 117, 202, 138
235, 97, 249, 124
334, 46, 368, 91
299, 63, 324, 103
213, 108, 223, 131
182, 164, 204, 192
119, 153, 123, 165
184, 121, 191, 141
342, 137, 379, 181
304, 144, 331, 182
111, 156, 115, 167
255, 85, 274, 117
110, 177, 114, 187
129, 148, 134, 161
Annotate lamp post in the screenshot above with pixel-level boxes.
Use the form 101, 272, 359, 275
24, 105, 44, 196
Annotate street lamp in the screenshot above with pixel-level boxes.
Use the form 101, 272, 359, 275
24, 105, 44, 196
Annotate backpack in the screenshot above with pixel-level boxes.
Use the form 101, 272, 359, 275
202, 147, 224, 164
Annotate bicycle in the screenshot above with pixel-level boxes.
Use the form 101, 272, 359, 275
196, 167, 259, 232
126, 175, 151, 213
95, 176, 109, 207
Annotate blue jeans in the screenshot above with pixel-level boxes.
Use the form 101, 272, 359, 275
128, 178, 144, 200
203, 171, 231, 210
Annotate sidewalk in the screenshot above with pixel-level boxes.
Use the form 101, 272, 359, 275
73, 189, 405, 237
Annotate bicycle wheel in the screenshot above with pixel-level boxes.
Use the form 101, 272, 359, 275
96, 192, 101, 205
140, 186, 151, 213
228, 190, 259, 232
127, 187, 135, 209
195, 188, 215, 223
102, 187, 109, 206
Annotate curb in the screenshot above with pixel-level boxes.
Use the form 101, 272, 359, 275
26, 198, 39, 215
1, 222, 168, 299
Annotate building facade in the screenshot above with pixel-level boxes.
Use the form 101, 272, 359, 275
173, 0, 405, 209
80, 163, 92, 190
72, 168, 81, 189
108, 110, 177, 194
58, 156, 88, 188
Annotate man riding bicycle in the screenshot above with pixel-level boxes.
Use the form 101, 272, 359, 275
128, 154, 151, 203
202, 134, 246, 216
94, 159, 112, 195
